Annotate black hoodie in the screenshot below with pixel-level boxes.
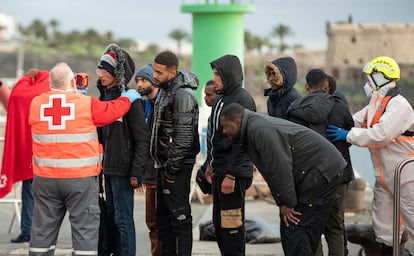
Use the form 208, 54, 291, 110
287, 90, 355, 184
208, 55, 256, 177
96, 44, 149, 180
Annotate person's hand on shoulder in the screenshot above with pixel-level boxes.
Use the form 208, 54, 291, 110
326, 125, 349, 142
121, 89, 142, 103
76, 87, 89, 95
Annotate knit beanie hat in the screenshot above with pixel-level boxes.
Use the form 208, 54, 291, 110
96, 44, 135, 93
134, 63, 156, 85
98, 51, 117, 77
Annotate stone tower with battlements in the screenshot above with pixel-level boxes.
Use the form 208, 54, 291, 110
326, 22, 414, 80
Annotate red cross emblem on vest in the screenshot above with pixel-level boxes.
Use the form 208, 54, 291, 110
40, 94, 75, 130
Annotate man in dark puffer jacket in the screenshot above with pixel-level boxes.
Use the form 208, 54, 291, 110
264, 56, 302, 119
150, 51, 200, 256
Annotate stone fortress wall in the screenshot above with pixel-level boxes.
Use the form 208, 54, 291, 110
326, 21, 414, 80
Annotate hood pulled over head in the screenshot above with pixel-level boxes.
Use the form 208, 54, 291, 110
210, 54, 243, 95
264, 57, 297, 95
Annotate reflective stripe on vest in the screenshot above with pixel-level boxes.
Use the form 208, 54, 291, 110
32, 132, 98, 143
363, 97, 393, 192
30, 91, 102, 178
362, 87, 399, 128
33, 154, 102, 168
362, 96, 392, 128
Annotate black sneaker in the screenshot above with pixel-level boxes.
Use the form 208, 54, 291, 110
11, 234, 30, 243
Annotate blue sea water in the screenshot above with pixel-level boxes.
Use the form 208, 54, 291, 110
349, 146, 375, 188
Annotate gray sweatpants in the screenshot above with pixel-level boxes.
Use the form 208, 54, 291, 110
29, 175, 100, 256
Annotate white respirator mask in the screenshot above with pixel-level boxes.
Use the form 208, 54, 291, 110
363, 82, 374, 98
364, 72, 393, 98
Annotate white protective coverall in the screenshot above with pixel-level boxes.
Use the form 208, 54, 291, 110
347, 86, 414, 246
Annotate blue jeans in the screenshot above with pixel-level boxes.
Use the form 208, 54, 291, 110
21, 179, 34, 236
105, 175, 135, 256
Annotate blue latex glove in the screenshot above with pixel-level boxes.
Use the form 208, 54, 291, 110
121, 89, 141, 103
76, 87, 89, 95
326, 125, 349, 142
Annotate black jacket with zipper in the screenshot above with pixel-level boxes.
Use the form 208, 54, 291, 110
150, 70, 200, 181
287, 90, 354, 184
208, 55, 257, 178
97, 86, 149, 180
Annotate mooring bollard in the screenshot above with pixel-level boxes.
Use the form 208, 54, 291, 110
345, 177, 367, 212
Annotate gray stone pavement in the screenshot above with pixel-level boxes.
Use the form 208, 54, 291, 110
0, 185, 413, 255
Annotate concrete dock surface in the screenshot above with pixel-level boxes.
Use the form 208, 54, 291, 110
1, 184, 413, 255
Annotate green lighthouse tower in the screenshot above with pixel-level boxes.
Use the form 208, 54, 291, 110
181, 0, 255, 104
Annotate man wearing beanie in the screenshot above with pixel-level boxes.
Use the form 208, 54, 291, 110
264, 56, 302, 119
134, 63, 161, 256
96, 44, 149, 256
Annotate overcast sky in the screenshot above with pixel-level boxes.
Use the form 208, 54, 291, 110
3, 0, 413, 50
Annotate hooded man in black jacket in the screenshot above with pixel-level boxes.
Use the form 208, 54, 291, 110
150, 51, 200, 256
205, 54, 256, 256
220, 103, 345, 256
96, 43, 149, 256
264, 56, 302, 119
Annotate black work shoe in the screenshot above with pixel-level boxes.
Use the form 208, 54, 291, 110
11, 234, 30, 243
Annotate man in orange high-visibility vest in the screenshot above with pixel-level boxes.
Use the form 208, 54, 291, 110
28, 62, 140, 256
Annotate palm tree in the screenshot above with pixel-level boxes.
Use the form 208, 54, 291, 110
244, 30, 256, 53
48, 19, 59, 43
64, 30, 82, 44
168, 28, 189, 55
83, 29, 100, 45
270, 24, 293, 54
253, 36, 268, 55
244, 30, 269, 55
144, 43, 160, 60
115, 38, 136, 49
103, 31, 114, 45
29, 19, 48, 41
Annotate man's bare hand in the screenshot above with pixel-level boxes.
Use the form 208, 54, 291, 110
221, 176, 235, 194
279, 205, 302, 227
205, 164, 213, 184
130, 178, 139, 188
